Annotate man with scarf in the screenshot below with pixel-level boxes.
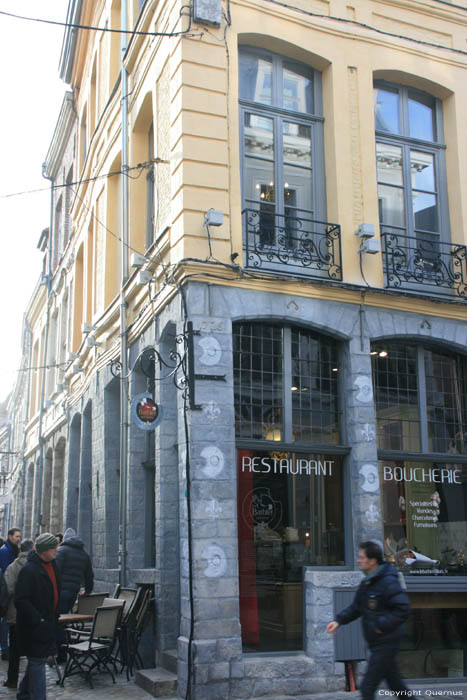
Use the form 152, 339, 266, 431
0, 528, 21, 661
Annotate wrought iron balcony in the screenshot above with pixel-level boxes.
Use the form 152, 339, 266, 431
381, 231, 467, 301
242, 208, 342, 281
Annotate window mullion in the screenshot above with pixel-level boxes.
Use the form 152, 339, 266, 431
283, 327, 293, 442
417, 345, 429, 452
402, 143, 413, 237
276, 118, 284, 218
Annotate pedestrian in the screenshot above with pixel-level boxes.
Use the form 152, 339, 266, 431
0, 527, 21, 661
54, 527, 93, 663
3, 539, 34, 689
54, 533, 63, 544
326, 540, 411, 700
15, 533, 60, 700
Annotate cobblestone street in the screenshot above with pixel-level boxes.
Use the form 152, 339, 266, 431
0, 658, 154, 699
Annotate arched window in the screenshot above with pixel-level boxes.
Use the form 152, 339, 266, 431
371, 341, 467, 577
239, 48, 338, 278
234, 322, 347, 653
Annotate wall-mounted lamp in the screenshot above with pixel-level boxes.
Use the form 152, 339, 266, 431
355, 223, 380, 254
131, 252, 149, 269
86, 335, 102, 348
137, 270, 153, 285
203, 209, 224, 227
81, 322, 96, 334
355, 223, 375, 239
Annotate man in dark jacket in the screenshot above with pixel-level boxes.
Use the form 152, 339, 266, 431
15, 533, 60, 700
327, 541, 411, 700
54, 528, 93, 663
0, 527, 21, 660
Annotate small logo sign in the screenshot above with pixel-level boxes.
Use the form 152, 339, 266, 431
131, 393, 163, 431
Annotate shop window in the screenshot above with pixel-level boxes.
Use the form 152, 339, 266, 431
234, 322, 346, 653
372, 341, 467, 577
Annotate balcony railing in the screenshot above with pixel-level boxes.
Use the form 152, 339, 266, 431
381, 230, 467, 301
243, 208, 342, 281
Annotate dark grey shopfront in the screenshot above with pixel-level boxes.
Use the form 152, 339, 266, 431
232, 319, 467, 679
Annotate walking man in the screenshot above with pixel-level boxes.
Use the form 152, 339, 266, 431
15, 533, 60, 700
3, 539, 34, 689
0, 527, 21, 660
326, 541, 411, 700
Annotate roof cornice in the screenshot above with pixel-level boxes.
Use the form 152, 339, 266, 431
43, 92, 76, 179
59, 0, 83, 83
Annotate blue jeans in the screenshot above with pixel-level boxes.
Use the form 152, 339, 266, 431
17, 657, 47, 700
1, 617, 8, 652
361, 644, 412, 700
56, 589, 77, 661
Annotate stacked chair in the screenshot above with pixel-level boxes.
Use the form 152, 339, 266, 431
60, 604, 123, 688
60, 585, 153, 687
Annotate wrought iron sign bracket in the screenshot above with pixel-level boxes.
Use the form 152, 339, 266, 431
109, 321, 225, 413
186, 323, 226, 411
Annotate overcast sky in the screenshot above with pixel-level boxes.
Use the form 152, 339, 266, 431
0, 1, 67, 402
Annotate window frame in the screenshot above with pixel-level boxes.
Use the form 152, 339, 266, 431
374, 80, 450, 246
233, 322, 345, 448
239, 46, 327, 229
372, 340, 467, 463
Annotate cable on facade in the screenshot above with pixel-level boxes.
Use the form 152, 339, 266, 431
0, 9, 201, 39
261, 0, 467, 57
0, 159, 166, 200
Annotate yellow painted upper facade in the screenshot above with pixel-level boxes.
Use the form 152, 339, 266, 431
16, 0, 467, 427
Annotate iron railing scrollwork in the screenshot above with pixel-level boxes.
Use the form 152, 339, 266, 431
243, 208, 342, 281
381, 230, 467, 301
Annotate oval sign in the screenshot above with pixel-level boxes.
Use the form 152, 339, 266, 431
131, 393, 163, 431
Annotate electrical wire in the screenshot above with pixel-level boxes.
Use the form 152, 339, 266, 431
261, 0, 467, 57
359, 248, 371, 287
0, 8, 198, 38
0, 159, 166, 200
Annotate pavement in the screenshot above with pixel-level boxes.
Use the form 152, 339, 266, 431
0, 657, 154, 699
0, 657, 465, 699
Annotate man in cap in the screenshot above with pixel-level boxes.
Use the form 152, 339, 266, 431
15, 533, 60, 700
326, 540, 411, 700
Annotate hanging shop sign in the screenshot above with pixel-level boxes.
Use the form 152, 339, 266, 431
131, 393, 163, 431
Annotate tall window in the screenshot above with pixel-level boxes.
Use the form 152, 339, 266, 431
374, 82, 448, 249
239, 48, 325, 251
372, 342, 467, 579
234, 323, 346, 653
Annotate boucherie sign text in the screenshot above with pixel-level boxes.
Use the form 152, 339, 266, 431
383, 465, 461, 484
241, 456, 334, 476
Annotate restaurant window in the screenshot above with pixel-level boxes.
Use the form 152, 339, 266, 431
372, 341, 467, 576
234, 322, 346, 652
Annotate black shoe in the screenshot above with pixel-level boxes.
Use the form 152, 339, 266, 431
3, 679, 17, 688
1, 651, 8, 661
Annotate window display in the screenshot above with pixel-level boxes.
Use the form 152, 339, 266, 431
380, 461, 467, 575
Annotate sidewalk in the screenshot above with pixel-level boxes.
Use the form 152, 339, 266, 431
0, 658, 154, 699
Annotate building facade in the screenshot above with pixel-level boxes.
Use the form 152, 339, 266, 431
5, 0, 467, 697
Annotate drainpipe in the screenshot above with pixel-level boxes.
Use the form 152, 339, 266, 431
19, 321, 33, 532
119, 0, 130, 587
36, 164, 54, 535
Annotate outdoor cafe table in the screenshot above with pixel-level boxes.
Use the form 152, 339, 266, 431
58, 613, 94, 624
